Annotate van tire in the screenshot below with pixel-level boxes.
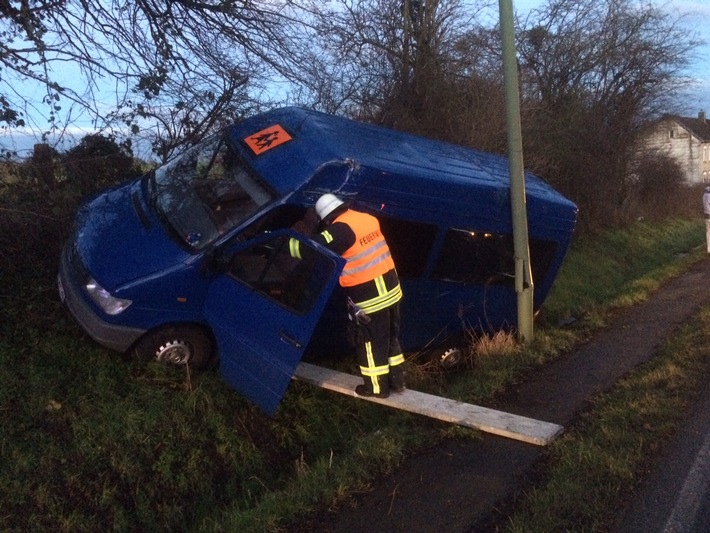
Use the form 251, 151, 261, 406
131, 325, 214, 370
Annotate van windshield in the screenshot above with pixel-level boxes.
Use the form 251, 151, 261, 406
152, 134, 274, 250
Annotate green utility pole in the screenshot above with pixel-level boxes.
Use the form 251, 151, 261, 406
499, 0, 534, 341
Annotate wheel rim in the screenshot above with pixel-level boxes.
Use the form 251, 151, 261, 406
155, 339, 192, 365
440, 347, 462, 368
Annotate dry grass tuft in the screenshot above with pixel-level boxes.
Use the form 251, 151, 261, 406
471, 330, 520, 360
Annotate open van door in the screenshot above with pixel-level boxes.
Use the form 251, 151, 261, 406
203, 230, 344, 414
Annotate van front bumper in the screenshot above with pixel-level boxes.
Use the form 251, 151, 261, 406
58, 242, 146, 353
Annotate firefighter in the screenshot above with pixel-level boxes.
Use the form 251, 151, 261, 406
290, 193, 406, 398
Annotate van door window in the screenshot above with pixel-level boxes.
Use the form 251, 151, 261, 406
227, 234, 336, 314
236, 205, 309, 243
151, 135, 275, 250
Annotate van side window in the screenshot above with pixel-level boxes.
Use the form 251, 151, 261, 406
227, 235, 336, 314
432, 229, 560, 286
433, 229, 515, 285
377, 216, 437, 278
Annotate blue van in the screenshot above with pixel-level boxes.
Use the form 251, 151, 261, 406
58, 107, 577, 414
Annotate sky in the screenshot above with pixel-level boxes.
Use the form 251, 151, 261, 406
1, 0, 709, 159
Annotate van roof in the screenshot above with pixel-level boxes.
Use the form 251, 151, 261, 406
227, 107, 577, 235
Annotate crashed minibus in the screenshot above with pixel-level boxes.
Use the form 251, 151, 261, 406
57, 107, 578, 414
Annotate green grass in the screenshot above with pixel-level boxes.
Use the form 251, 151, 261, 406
504, 306, 710, 532
541, 218, 703, 325
0, 199, 706, 531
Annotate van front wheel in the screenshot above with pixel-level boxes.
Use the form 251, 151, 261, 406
131, 325, 214, 370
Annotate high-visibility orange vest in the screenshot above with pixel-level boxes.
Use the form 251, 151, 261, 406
334, 210, 395, 287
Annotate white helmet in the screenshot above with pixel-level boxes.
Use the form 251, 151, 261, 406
315, 193, 344, 220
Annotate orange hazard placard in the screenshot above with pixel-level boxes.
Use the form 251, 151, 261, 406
243, 124, 292, 155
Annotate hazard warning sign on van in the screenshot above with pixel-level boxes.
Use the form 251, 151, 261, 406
244, 124, 293, 155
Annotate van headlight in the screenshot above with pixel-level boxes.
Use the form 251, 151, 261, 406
85, 278, 132, 315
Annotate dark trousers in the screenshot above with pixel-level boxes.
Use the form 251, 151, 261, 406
350, 303, 403, 390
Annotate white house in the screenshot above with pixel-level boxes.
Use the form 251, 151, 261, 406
637, 111, 710, 184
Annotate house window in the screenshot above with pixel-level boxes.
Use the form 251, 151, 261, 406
669, 129, 675, 139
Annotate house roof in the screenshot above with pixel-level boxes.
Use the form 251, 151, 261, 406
668, 114, 710, 142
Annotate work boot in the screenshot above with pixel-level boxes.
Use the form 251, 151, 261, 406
388, 366, 406, 393
355, 375, 390, 398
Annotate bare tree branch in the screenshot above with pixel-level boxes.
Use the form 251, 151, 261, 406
0, 0, 312, 155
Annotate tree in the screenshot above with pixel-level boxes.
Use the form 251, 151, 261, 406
295, 0, 519, 156
62, 134, 136, 195
298, 0, 488, 137
27, 143, 61, 189
0, 1, 310, 158
515, 0, 698, 229
293, 0, 699, 233
2, 0, 700, 234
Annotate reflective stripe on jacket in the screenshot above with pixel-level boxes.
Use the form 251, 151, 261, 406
353, 272, 402, 314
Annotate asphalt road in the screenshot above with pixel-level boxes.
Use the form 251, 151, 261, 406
295, 256, 710, 532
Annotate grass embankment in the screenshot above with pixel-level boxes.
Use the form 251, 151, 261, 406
0, 215, 706, 532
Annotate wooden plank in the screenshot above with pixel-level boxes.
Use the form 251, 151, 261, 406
293, 362, 563, 446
